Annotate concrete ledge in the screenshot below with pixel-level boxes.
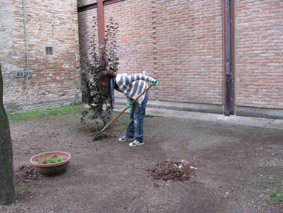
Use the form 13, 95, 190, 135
114, 98, 283, 120
113, 103, 283, 130
235, 106, 283, 120
115, 98, 223, 114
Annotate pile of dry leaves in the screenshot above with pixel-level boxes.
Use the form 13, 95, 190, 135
147, 160, 196, 183
15, 165, 39, 185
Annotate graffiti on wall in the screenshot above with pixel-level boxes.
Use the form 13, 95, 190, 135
116, 42, 142, 69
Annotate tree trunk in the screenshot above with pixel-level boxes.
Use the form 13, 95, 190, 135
0, 64, 16, 205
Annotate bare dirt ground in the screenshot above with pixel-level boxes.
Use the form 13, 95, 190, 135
1, 106, 282, 213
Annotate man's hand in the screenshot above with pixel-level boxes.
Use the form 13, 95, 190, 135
152, 79, 158, 86
126, 100, 133, 109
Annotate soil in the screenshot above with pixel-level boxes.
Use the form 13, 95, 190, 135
92, 132, 118, 141
1, 106, 282, 213
146, 160, 195, 182
15, 166, 38, 185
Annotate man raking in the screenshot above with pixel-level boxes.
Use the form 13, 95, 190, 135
99, 71, 158, 147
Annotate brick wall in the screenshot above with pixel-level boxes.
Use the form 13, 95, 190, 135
78, 0, 157, 100
0, 0, 80, 113
78, 5, 98, 64
236, 0, 283, 109
1, 0, 281, 114
0, 0, 26, 101
104, 0, 157, 99
78, 0, 283, 111
78, 0, 223, 104
154, 0, 223, 104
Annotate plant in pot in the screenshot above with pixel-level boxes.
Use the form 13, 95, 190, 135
30, 151, 71, 176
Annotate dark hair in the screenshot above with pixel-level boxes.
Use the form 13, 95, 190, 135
98, 70, 117, 82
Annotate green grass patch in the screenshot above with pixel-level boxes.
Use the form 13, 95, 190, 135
265, 189, 283, 204
243, 132, 251, 138
262, 176, 283, 204
8, 103, 82, 120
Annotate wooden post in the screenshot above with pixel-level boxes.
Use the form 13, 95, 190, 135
0, 64, 16, 205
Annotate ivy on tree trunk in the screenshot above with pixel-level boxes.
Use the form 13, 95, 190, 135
0, 64, 16, 205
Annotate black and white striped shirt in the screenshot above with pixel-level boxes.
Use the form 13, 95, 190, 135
116, 73, 154, 104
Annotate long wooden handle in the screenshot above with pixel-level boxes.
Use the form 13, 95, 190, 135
105, 83, 154, 128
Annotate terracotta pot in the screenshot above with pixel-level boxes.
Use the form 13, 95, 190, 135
30, 151, 71, 176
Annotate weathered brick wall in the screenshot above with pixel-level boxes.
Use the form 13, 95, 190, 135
78, 0, 157, 100
0, 0, 26, 103
78, 0, 223, 104
104, 0, 157, 99
2, 0, 282, 113
78, 0, 282, 110
78, 2, 98, 102
0, 0, 80, 113
236, 0, 283, 108
78, 6, 98, 65
154, 0, 223, 104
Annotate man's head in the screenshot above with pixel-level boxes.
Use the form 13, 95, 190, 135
98, 70, 117, 87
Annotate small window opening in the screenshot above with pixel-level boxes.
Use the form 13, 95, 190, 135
45, 47, 53, 55
16, 68, 24, 78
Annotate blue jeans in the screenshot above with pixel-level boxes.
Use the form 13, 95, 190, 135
126, 91, 149, 142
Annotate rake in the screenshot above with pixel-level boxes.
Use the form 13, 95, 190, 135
93, 83, 154, 140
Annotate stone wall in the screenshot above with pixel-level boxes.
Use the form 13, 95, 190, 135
0, 0, 81, 113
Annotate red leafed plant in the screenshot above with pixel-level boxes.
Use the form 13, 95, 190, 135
80, 17, 119, 128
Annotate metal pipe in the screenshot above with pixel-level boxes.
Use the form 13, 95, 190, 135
97, 0, 105, 58
22, 0, 31, 82
224, 0, 232, 115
